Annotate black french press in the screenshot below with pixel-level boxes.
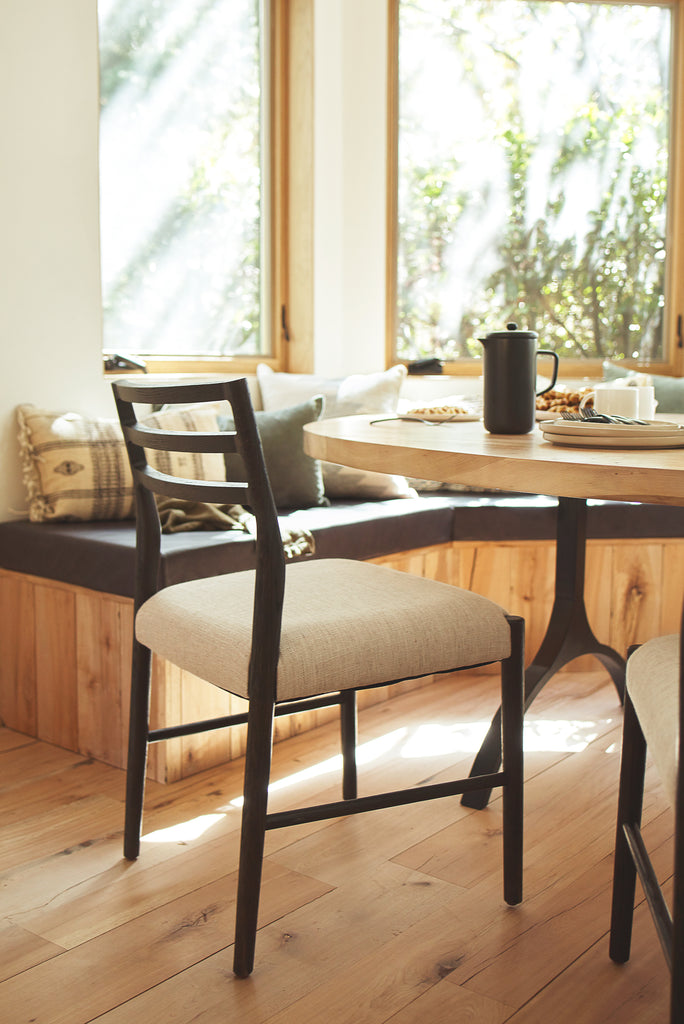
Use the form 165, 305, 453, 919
480, 322, 559, 434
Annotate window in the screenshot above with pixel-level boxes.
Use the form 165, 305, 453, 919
98, 0, 283, 371
390, 0, 682, 374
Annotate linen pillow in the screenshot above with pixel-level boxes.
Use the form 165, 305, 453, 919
256, 364, 417, 499
16, 405, 135, 522
218, 397, 328, 509
257, 364, 407, 417
603, 360, 683, 413
142, 406, 226, 480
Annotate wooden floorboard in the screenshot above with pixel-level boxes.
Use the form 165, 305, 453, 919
0, 668, 672, 1023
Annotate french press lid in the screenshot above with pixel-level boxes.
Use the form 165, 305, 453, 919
481, 322, 538, 342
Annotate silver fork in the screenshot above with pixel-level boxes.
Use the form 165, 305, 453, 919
583, 407, 649, 425
560, 408, 647, 425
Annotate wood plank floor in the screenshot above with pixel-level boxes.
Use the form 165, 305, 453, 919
0, 668, 672, 1023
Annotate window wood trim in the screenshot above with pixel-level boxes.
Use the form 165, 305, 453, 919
283, 0, 315, 374
667, 0, 684, 376
385, 0, 400, 375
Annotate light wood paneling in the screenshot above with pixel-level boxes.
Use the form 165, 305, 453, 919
118, 603, 134, 768
76, 591, 127, 768
179, 670, 232, 778
576, 541, 614, 671
459, 542, 512, 609
34, 582, 78, 751
148, 656, 183, 783
1, 530, 682, 783
0, 570, 36, 735
610, 543, 662, 656
658, 538, 684, 636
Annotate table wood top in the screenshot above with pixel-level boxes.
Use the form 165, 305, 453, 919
304, 414, 684, 507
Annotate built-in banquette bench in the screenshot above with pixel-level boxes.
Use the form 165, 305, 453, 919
2, 362, 684, 783
2, 494, 683, 783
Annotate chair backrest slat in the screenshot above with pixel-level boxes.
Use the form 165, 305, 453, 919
134, 466, 249, 506
127, 422, 240, 455
114, 378, 233, 407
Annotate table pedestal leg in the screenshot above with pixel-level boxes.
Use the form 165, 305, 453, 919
462, 496, 625, 810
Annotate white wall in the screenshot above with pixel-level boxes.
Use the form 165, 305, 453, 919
1, 1, 112, 520
312, 0, 345, 375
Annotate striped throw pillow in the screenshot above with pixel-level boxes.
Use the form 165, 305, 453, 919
17, 405, 135, 522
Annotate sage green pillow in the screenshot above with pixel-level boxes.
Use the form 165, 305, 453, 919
219, 397, 328, 509
603, 360, 684, 414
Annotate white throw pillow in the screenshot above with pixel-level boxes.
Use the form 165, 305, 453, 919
257, 364, 405, 416
256, 365, 417, 499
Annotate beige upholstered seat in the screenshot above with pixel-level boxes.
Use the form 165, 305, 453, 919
137, 558, 512, 702
610, 626, 684, 1023
112, 376, 525, 980
626, 635, 679, 807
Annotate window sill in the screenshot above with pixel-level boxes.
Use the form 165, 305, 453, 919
103, 354, 283, 378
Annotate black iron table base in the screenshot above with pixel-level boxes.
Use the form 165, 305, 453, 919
462, 496, 626, 810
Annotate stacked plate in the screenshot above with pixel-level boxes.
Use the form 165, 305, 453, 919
540, 419, 684, 449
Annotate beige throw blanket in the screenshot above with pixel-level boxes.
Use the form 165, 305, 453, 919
156, 498, 315, 560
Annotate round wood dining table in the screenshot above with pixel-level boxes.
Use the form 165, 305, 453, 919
304, 413, 684, 507
304, 413, 684, 805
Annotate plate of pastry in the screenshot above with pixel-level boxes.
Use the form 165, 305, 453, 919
400, 405, 481, 423
535, 388, 594, 420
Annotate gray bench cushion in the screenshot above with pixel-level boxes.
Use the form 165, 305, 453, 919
0, 494, 681, 599
448, 494, 684, 542
0, 495, 460, 598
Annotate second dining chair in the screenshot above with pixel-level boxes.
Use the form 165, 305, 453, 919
609, 608, 684, 1021
112, 375, 525, 978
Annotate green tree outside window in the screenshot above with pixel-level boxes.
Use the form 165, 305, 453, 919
99, 0, 265, 358
397, 0, 671, 363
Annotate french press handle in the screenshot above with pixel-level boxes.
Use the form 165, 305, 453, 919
536, 350, 559, 396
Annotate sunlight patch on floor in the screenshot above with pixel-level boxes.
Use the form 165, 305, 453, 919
400, 718, 610, 756
228, 728, 409, 809
141, 716, 616, 842
141, 813, 225, 844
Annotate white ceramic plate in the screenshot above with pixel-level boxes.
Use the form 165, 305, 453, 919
541, 419, 683, 439
399, 412, 481, 423
541, 430, 684, 449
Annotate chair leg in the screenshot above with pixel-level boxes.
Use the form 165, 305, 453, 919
233, 695, 276, 978
123, 641, 152, 861
672, 867, 684, 1024
609, 691, 647, 964
670, 775, 684, 1023
340, 689, 358, 800
501, 615, 525, 907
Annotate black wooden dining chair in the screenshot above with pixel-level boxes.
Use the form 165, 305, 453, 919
609, 611, 684, 1022
112, 375, 525, 978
